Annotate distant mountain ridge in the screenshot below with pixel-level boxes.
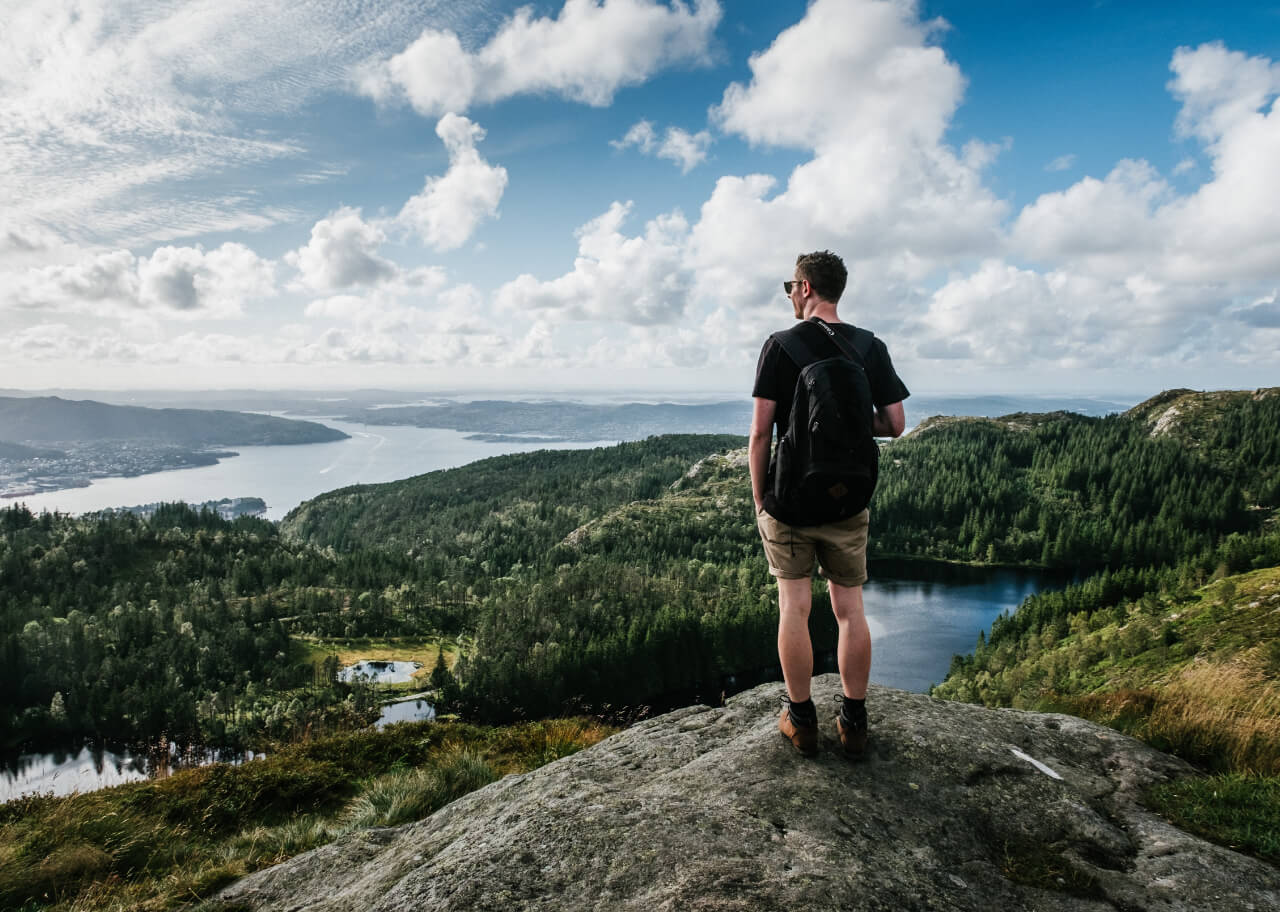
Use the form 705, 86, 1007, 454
0, 389, 1139, 441
0, 396, 349, 446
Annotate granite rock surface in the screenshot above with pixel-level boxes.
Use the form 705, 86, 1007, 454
213, 675, 1279, 911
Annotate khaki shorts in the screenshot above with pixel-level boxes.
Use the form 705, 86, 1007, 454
756, 506, 870, 587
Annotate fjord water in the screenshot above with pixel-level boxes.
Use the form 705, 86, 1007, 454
13, 418, 617, 520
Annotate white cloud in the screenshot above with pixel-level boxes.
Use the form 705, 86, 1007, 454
304, 295, 371, 322
712, 0, 960, 151
1169, 41, 1280, 143
1045, 154, 1076, 172
689, 0, 1007, 313
1163, 44, 1280, 282
906, 256, 1274, 381
1011, 42, 1280, 285
612, 120, 712, 172
139, 243, 276, 317
495, 201, 692, 325
287, 207, 399, 292
1, 1, 475, 249
2, 243, 275, 319
397, 114, 508, 250
301, 267, 449, 326
358, 0, 722, 116
613, 121, 659, 152
1012, 160, 1170, 268
913, 261, 1205, 368
5, 251, 141, 312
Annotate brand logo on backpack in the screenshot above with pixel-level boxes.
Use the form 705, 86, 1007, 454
763, 319, 879, 527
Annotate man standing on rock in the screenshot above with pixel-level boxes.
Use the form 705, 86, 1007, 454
749, 251, 909, 758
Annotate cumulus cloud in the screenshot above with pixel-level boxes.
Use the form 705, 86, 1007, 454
712, 0, 959, 150
1012, 42, 1280, 284
2, 243, 273, 318
6, 251, 141, 312
689, 0, 1007, 312
1045, 154, 1076, 172
1169, 42, 1280, 143
886, 41, 1280, 381
357, 0, 722, 116
397, 115, 508, 250
138, 243, 276, 317
286, 207, 399, 292
908, 256, 1266, 374
302, 267, 448, 324
612, 120, 712, 172
1012, 160, 1171, 269
495, 201, 692, 325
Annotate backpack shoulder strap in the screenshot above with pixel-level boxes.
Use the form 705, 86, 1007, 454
803, 317, 873, 366
769, 326, 822, 369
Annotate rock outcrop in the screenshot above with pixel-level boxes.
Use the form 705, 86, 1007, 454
213, 676, 1278, 911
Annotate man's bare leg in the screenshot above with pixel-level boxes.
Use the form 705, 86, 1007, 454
829, 581, 870, 699
776, 576, 814, 702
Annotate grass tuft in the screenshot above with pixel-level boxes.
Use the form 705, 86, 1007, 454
1067, 658, 1280, 775
1144, 773, 1280, 863
343, 746, 497, 830
998, 840, 1103, 899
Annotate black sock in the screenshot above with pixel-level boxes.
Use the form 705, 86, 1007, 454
841, 697, 866, 727
787, 697, 816, 724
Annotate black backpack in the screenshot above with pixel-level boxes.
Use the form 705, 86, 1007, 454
763, 318, 878, 527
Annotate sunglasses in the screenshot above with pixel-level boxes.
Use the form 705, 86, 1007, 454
783, 279, 806, 295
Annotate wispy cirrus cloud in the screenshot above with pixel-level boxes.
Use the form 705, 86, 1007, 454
0, 0, 482, 250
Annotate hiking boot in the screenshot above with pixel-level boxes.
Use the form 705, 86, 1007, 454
836, 710, 868, 760
778, 703, 819, 756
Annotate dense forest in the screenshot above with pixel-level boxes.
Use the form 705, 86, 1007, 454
4, 390, 1279, 745
0, 504, 398, 748
287, 388, 1280, 722
1, 436, 742, 746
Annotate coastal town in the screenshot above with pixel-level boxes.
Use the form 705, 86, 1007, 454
0, 441, 236, 499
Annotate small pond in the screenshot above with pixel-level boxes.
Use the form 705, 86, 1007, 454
338, 660, 422, 684
1, 743, 262, 803
376, 698, 437, 729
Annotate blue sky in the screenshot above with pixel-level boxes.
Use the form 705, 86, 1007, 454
2, 0, 1278, 396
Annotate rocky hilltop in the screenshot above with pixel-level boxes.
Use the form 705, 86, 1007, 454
213, 675, 1278, 912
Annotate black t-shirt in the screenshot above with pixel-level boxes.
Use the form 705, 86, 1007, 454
752, 320, 910, 436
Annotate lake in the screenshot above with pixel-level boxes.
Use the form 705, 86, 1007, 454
0, 743, 263, 802
13, 419, 618, 520
862, 561, 1057, 693
1, 564, 1053, 802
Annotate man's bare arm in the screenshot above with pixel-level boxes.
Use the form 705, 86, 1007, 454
749, 397, 776, 511
872, 400, 906, 438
